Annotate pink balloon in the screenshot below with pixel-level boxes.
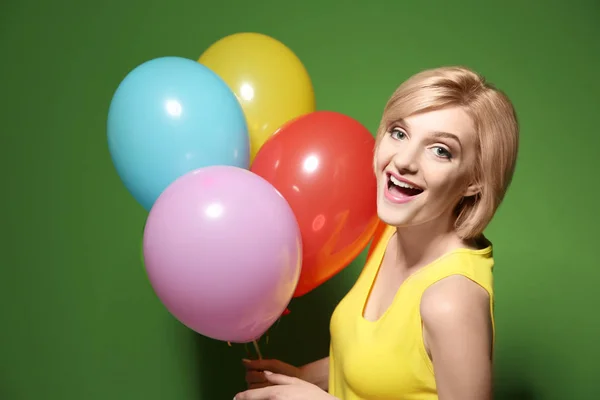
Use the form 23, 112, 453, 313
143, 166, 302, 343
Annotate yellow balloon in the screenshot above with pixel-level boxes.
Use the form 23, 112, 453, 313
198, 32, 316, 161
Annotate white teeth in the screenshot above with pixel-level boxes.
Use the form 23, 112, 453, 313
390, 175, 419, 190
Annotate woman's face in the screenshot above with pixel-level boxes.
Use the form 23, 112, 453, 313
374, 106, 480, 229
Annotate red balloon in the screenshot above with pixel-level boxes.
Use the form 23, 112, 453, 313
251, 111, 379, 297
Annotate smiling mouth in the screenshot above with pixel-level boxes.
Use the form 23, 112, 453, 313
387, 174, 424, 198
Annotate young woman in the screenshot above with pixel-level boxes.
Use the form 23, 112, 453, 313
234, 66, 519, 400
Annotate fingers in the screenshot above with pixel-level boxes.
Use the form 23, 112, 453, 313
245, 370, 297, 388
242, 358, 299, 379
245, 370, 268, 384
242, 360, 280, 391
247, 382, 270, 390
234, 386, 276, 400
234, 374, 305, 399
264, 371, 299, 386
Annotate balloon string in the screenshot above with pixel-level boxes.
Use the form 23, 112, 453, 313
252, 340, 263, 360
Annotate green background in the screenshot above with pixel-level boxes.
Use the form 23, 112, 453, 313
1, 0, 598, 399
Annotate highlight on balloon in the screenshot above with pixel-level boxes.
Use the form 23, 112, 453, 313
107, 32, 379, 347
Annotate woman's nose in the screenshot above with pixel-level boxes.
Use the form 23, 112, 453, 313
391, 147, 419, 174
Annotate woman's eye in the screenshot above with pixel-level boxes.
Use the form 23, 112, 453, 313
432, 146, 452, 159
390, 128, 406, 140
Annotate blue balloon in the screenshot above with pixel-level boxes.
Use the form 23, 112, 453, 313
107, 56, 250, 211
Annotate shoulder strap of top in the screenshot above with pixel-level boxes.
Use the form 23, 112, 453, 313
415, 250, 494, 293
366, 220, 391, 260
356, 222, 395, 285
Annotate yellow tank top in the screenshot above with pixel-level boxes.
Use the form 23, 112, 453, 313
328, 223, 495, 400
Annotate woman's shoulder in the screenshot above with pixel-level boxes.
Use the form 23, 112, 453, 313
414, 236, 495, 309
440, 234, 494, 276
420, 273, 493, 349
419, 236, 495, 322
421, 274, 491, 317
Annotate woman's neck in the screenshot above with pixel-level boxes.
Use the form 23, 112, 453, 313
392, 213, 464, 271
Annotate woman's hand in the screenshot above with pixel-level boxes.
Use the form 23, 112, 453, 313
243, 357, 330, 391
243, 359, 301, 389
234, 371, 337, 400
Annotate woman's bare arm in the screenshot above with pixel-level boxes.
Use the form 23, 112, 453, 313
421, 275, 494, 400
300, 357, 330, 391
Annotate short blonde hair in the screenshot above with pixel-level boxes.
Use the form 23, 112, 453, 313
376, 66, 519, 240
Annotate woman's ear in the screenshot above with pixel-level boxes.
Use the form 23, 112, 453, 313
463, 181, 481, 198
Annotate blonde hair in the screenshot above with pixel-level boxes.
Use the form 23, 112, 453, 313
376, 66, 519, 240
